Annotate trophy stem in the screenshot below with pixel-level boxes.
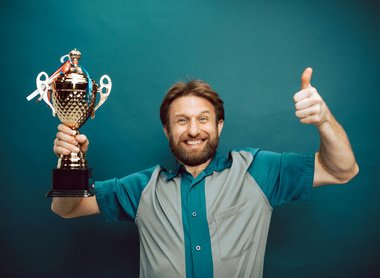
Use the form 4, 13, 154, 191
57, 129, 88, 169
57, 152, 88, 169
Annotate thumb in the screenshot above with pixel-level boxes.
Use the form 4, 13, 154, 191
75, 134, 88, 144
301, 67, 313, 90
75, 134, 89, 153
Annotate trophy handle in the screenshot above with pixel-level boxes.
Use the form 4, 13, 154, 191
92, 75, 112, 118
36, 72, 56, 116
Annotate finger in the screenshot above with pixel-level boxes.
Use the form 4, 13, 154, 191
295, 98, 313, 110
293, 88, 312, 102
57, 131, 78, 145
54, 138, 80, 153
75, 134, 88, 144
298, 114, 323, 125
301, 67, 313, 90
53, 144, 71, 156
295, 94, 321, 110
295, 105, 320, 119
75, 134, 89, 153
58, 124, 77, 136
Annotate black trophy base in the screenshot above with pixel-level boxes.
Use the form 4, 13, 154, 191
47, 168, 96, 197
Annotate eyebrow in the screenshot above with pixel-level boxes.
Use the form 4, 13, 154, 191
174, 110, 211, 118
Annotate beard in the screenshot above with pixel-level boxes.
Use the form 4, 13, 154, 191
168, 132, 220, 167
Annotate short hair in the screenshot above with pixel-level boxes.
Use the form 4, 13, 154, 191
160, 79, 225, 130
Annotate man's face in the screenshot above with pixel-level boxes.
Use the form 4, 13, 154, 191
164, 95, 224, 167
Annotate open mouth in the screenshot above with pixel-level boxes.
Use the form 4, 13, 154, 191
184, 139, 206, 146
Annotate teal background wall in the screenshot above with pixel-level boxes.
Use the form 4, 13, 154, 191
1, 0, 379, 277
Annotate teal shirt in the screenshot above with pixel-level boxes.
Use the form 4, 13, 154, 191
95, 148, 315, 278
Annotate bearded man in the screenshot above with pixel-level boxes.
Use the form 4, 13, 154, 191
52, 68, 358, 278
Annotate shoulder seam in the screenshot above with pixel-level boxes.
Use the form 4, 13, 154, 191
246, 172, 273, 211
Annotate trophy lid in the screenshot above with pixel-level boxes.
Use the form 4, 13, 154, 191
69, 49, 81, 65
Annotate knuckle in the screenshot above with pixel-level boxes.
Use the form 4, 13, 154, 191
313, 95, 322, 103
312, 115, 321, 123
309, 106, 318, 115
57, 131, 65, 140
312, 98, 320, 106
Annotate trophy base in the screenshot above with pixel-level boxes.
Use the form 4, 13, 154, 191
47, 168, 96, 197
46, 189, 96, 197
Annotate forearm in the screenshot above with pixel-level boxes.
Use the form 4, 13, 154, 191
316, 107, 359, 183
51, 197, 83, 218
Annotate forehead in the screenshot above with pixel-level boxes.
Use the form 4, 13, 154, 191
169, 96, 215, 118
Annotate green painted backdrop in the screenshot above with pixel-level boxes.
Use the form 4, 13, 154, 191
1, 0, 379, 277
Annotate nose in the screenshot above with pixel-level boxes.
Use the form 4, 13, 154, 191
188, 119, 200, 137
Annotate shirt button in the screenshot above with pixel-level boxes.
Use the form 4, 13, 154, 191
192, 212, 197, 217
196, 246, 201, 251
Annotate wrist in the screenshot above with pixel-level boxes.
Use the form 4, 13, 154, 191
315, 104, 333, 128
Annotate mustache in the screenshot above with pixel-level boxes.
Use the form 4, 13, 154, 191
180, 134, 209, 141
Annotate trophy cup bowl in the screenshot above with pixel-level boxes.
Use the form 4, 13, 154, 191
29, 49, 111, 197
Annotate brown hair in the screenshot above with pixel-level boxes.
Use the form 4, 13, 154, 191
160, 79, 225, 130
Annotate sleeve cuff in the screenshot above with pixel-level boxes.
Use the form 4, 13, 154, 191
94, 179, 120, 223
295, 152, 315, 201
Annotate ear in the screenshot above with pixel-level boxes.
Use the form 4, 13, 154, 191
217, 120, 224, 136
163, 126, 170, 139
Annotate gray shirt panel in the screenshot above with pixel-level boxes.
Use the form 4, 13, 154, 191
206, 150, 272, 278
136, 166, 187, 277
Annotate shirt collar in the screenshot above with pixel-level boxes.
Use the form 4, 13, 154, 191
164, 151, 232, 181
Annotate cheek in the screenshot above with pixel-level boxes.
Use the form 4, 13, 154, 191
204, 124, 219, 136
170, 126, 186, 141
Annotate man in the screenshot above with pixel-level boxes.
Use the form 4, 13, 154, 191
52, 68, 358, 277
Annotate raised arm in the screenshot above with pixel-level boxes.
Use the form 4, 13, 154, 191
51, 124, 100, 218
293, 68, 359, 187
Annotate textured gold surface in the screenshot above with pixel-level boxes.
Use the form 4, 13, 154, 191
52, 72, 97, 129
51, 69, 97, 169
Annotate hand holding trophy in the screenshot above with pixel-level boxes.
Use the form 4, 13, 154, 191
27, 49, 112, 197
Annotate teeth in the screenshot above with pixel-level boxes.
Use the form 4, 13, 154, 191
186, 140, 203, 145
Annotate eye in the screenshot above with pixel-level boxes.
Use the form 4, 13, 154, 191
178, 118, 187, 124
200, 117, 208, 122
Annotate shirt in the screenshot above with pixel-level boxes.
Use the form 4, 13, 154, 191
94, 148, 315, 277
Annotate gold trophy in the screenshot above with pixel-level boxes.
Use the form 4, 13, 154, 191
27, 49, 112, 197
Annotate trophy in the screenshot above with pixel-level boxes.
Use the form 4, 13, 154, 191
27, 49, 112, 197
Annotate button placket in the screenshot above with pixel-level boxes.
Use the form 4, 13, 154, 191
184, 175, 213, 276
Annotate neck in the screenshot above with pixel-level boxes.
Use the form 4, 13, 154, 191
183, 159, 212, 178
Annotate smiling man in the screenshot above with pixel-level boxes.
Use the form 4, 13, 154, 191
52, 68, 358, 278
162, 81, 224, 176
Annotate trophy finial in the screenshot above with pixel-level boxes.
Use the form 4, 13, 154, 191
69, 49, 81, 65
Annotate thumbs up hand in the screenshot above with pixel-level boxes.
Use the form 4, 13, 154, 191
293, 68, 328, 126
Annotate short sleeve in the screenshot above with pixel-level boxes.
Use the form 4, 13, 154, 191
94, 166, 158, 223
248, 150, 315, 208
